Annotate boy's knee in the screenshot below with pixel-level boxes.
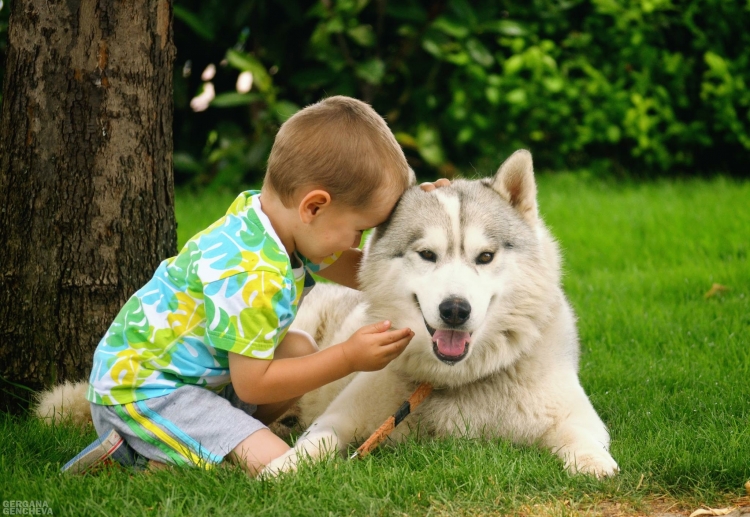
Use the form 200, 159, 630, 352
275, 329, 319, 359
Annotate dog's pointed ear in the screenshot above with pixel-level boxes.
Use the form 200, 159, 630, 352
490, 149, 538, 224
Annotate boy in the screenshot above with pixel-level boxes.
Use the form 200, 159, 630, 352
64, 96, 422, 477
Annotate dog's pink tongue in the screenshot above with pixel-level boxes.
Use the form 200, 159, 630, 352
432, 330, 471, 357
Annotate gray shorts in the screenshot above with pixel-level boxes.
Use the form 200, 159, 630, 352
90, 384, 267, 468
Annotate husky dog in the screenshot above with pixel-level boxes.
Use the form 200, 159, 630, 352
264, 150, 618, 478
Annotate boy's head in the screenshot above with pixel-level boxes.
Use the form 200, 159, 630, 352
264, 96, 413, 211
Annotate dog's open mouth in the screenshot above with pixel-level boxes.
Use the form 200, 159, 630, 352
424, 319, 471, 364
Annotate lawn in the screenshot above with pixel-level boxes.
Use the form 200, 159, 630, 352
1, 174, 748, 516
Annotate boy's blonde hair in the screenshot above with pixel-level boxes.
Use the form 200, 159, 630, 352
264, 96, 411, 208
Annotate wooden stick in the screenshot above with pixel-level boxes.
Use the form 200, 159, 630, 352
349, 383, 433, 460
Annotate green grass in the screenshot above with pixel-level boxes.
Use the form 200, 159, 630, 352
2, 175, 748, 516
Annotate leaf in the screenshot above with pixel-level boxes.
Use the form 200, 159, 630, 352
173, 152, 204, 174
504, 55, 525, 75
704, 51, 728, 75
173, 6, 215, 41
480, 19, 527, 37
485, 86, 501, 105
422, 38, 443, 58
336, 0, 369, 15
457, 126, 473, 143
416, 124, 445, 166
506, 88, 528, 106
466, 38, 494, 67
325, 16, 345, 34
225, 50, 272, 92
355, 58, 385, 85
432, 16, 470, 39
606, 125, 622, 143
210, 92, 261, 108
347, 25, 375, 47
444, 52, 470, 66
273, 100, 300, 123
487, 74, 502, 86
394, 132, 418, 149
704, 283, 730, 299
543, 76, 564, 93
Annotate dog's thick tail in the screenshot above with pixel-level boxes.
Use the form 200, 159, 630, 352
35, 381, 92, 426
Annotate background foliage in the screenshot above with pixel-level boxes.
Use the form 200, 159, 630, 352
2, 0, 749, 186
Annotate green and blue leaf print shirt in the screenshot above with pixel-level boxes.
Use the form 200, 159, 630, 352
87, 191, 338, 406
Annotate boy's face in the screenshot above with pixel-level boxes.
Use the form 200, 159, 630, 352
296, 189, 401, 263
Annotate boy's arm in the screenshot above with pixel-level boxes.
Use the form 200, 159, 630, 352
229, 321, 413, 405
315, 248, 362, 289
229, 345, 350, 405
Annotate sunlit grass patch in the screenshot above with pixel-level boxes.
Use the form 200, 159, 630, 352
3, 175, 747, 516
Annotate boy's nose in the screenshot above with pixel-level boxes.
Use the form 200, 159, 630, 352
352, 232, 363, 248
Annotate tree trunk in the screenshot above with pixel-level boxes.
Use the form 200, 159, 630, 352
0, 0, 176, 412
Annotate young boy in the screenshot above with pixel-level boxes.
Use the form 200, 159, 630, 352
64, 96, 421, 477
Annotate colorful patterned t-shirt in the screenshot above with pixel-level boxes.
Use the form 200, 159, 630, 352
87, 191, 338, 405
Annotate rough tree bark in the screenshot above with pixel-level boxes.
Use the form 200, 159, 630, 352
0, 0, 177, 412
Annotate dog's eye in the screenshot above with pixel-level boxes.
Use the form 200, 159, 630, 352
418, 250, 437, 262
476, 252, 494, 265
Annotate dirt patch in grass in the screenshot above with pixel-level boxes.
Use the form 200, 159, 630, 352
515, 495, 750, 517
423, 494, 750, 517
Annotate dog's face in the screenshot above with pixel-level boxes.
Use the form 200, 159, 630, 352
360, 151, 561, 387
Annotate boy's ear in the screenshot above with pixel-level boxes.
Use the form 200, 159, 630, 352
298, 190, 332, 223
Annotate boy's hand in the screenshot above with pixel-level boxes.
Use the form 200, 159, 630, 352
419, 178, 451, 192
340, 321, 414, 372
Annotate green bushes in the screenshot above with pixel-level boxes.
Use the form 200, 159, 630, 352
0, 1, 745, 183
170, 1, 750, 183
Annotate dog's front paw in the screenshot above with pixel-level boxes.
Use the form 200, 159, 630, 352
564, 446, 619, 479
260, 431, 340, 479
260, 448, 301, 478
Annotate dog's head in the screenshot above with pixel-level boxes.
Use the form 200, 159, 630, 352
359, 150, 563, 387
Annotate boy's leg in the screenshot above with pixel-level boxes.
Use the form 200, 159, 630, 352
90, 386, 268, 471
252, 329, 319, 425
227, 428, 291, 477
226, 329, 316, 475
72, 332, 319, 476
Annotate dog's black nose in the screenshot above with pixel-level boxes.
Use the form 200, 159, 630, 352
438, 297, 471, 326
